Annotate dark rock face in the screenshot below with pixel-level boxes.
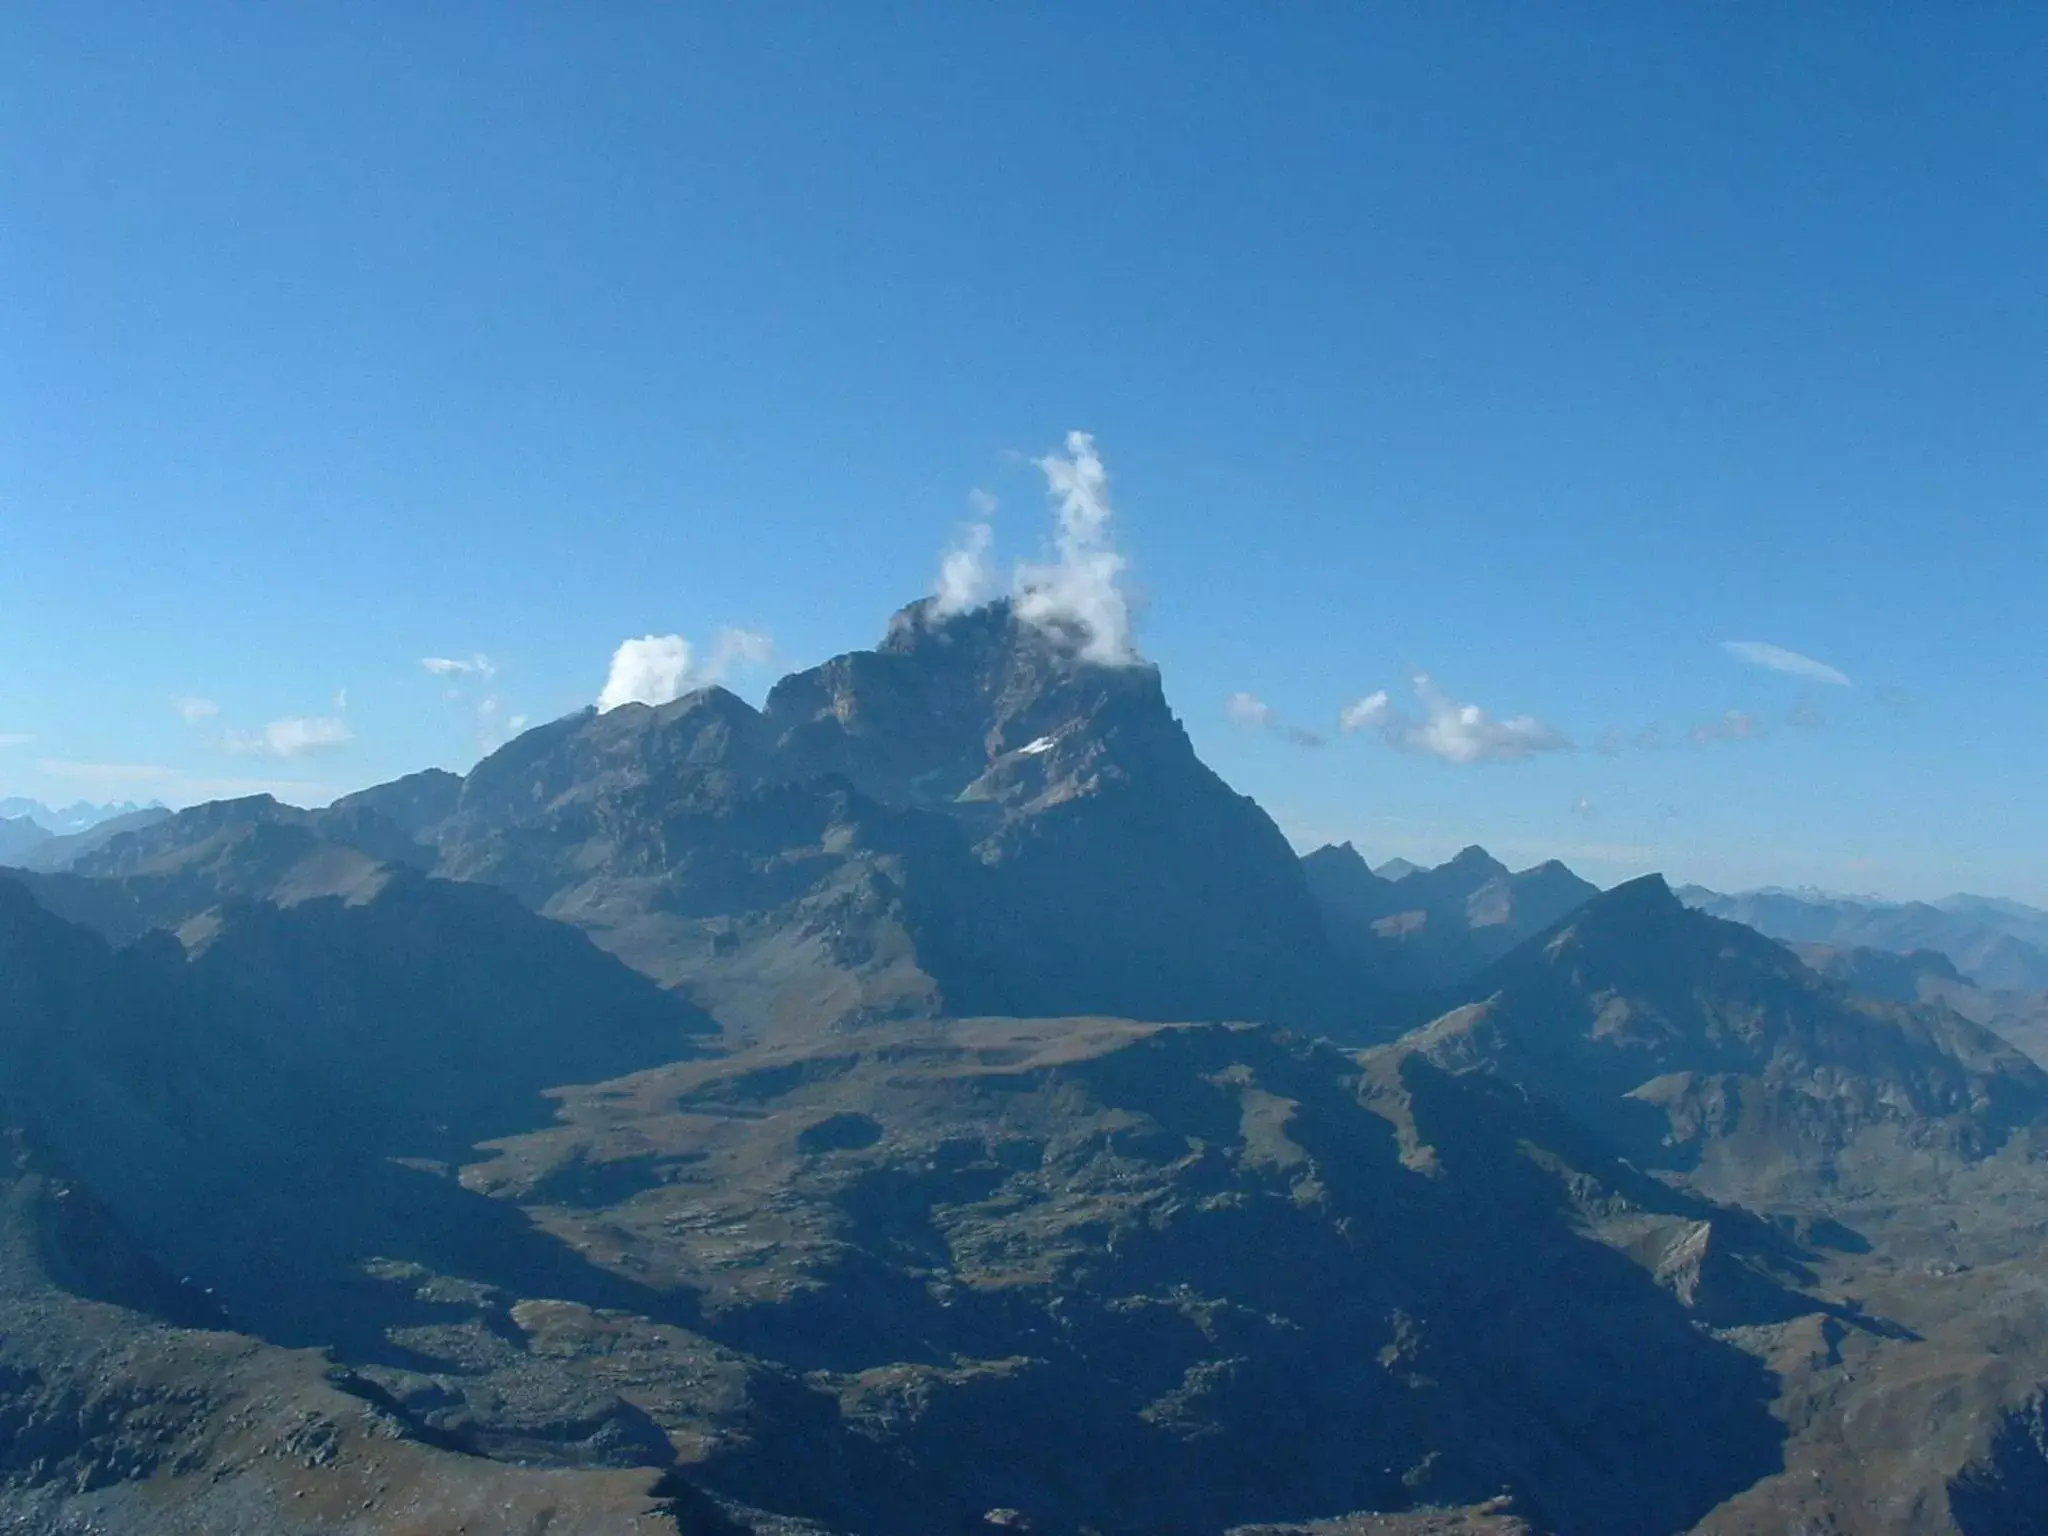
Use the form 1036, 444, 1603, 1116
397, 600, 1368, 1041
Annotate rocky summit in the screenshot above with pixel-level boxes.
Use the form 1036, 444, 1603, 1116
3, 601, 2048, 1534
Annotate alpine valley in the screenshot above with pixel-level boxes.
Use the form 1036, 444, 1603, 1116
5, 599, 2048, 1535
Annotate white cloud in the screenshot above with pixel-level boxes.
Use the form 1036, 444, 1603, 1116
596, 627, 773, 712
599, 635, 693, 712
0, 732, 30, 748
1225, 692, 1275, 730
1722, 640, 1851, 687
1691, 709, 1765, 745
1339, 691, 1392, 734
1013, 430, 1137, 665
422, 653, 496, 679
1340, 675, 1570, 764
933, 519, 996, 617
171, 696, 219, 724
224, 715, 354, 759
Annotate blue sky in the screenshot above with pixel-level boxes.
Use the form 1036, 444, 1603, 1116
5, 5, 2044, 901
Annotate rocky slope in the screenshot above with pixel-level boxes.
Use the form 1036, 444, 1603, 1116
1395, 875, 2048, 1199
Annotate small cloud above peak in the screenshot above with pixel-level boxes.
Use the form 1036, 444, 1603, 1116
599, 635, 692, 712
932, 518, 996, 617
596, 626, 773, 712
1722, 640, 1851, 687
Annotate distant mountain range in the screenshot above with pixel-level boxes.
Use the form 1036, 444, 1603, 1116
4, 596, 2048, 1532
1677, 883, 2048, 993
0, 796, 161, 836
1302, 841, 1600, 996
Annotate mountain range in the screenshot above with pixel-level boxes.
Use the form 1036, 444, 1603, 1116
1678, 884, 2048, 994
2, 597, 2047, 1533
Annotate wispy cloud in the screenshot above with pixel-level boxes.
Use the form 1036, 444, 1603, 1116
933, 516, 997, 617
1225, 692, 1276, 730
1722, 640, 1851, 687
596, 626, 774, 712
1787, 693, 1828, 729
1013, 431, 1138, 665
1224, 691, 1323, 748
0, 733, 30, 748
225, 715, 354, 759
421, 653, 496, 680
171, 696, 219, 724
1690, 709, 1765, 745
423, 652, 532, 752
1340, 675, 1571, 765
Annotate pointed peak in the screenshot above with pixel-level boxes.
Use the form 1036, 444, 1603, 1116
652, 683, 762, 723
1585, 872, 1680, 914
1302, 840, 1370, 870
879, 594, 1025, 655
1446, 844, 1508, 873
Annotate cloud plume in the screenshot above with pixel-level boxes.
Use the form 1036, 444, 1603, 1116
597, 627, 773, 712
1722, 641, 1851, 687
934, 516, 997, 617
1013, 431, 1137, 665
1340, 675, 1569, 764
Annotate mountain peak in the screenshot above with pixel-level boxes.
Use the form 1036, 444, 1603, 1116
1448, 844, 1509, 873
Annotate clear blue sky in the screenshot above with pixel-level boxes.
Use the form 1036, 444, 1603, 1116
5, 5, 2044, 901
